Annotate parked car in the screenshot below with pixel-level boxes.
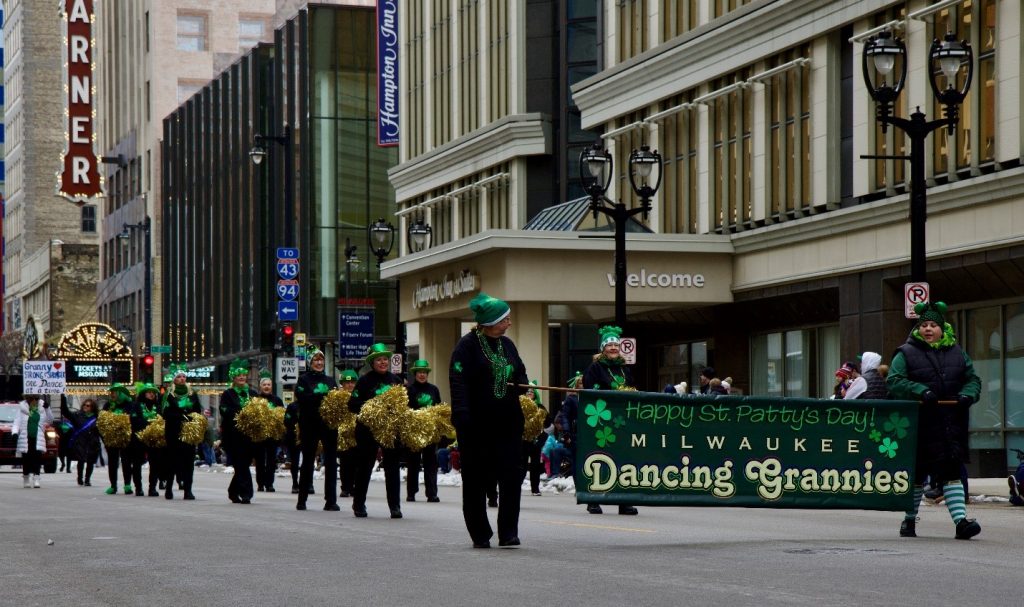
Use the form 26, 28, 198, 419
0, 401, 60, 473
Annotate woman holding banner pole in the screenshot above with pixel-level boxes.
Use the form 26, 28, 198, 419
887, 301, 981, 540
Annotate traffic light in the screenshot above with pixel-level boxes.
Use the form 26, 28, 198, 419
280, 323, 295, 351
139, 353, 155, 383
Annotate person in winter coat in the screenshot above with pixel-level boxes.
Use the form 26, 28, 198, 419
844, 352, 888, 400
295, 348, 339, 511
219, 359, 257, 504
337, 369, 359, 498
61, 395, 101, 486
405, 359, 442, 503
887, 301, 982, 540
12, 395, 53, 488
254, 369, 284, 493
582, 325, 639, 516
348, 343, 404, 518
450, 293, 529, 548
102, 383, 145, 495
162, 365, 202, 500
136, 384, 164, 496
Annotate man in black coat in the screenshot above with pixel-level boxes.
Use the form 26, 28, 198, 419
450, 293, 529, 549
295, 348, 339, 511
406, 359, 442, 503
219, 359, 257, 504
348, 343, 404, 518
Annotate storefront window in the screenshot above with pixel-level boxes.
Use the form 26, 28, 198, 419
751, 326, 835, 398
1002, 305, 1024, 429
657, 341, 706, 394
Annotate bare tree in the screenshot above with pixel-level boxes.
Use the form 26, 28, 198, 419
0, 331, 24, 375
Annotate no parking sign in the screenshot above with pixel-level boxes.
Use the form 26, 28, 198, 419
620, 337, 636, 365
904, 282, 929, 319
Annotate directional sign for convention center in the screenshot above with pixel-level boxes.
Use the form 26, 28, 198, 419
278, 301, 298, 322
277, 279, 299, 302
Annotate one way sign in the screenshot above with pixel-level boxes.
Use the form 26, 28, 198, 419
276, 357, 299, 385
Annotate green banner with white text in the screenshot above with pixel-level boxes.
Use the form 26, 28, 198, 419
575, 391, 919, 511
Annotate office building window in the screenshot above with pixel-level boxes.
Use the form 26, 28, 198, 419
239, 17, 266, 49
710, 71, 753, 232
81, 205, 96, 232
177, 13, 208, 52
766, 45, 812, 218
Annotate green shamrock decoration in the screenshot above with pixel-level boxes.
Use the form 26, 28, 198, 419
584, 400, 612, 428
613, 415, 626, 429
314, 383, 330, 395
417, 393, 433, 407
883, 412, 910, 439
869, 429, 882, 443
452, 362, 463, 373
595, 426, 616, 447
878, 437, 899, 459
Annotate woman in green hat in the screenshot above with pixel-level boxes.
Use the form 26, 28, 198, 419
220, 358, 258, 504
102, 383, 145, 495
450, 292, 529, 548
162, 364, 202, 500
254, 369, 283, 493
136, 383, 165, 497
348, 342, 404, 518
406, 359, 442, 503
295, 347, 339, 511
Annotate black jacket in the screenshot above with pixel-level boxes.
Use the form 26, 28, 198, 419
60, 395, 101, 462
584, 357, 633, 391
350, 370, 403, 446
406, 380, 441, 410
295, 369, 338, 428
162, 388, 202, 446
449, 330, 528, 438
220, 386, 259, 448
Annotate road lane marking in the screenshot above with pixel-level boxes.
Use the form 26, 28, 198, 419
532, 519, 655, 533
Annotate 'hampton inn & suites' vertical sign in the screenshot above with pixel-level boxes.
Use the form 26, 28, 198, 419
377, 0, 399, 146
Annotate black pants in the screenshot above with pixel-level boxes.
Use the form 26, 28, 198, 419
106, 447, 131, 488
226, 440, 254, 501
298, 422, 337, 506
287, 443, 301, 486
77, 460, 94, 483
23, 444, 42, 476
166, 442, 195, 494
521, 439, 543, 493
458, 433, 522, 544
339, 447, 357, 494
407, 443, 438, 499
148, 447, 166, 491
254, 440, 278, 490
351, 442, 402, 511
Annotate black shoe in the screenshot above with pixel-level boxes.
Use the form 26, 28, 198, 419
239, 498, 251, 505
84, 480, 91, 486
165, 490, 174, 500
77, 478, 84, 486
291, 483, 300, 494
498, 537, 521, 547
618, 505, 638, 515
265, 486, 275, 493
390, 508, 403, 519
407, 495, 416, 502
229, 495, 241, 504
339, 490, 352, 498
955, 518, 981, 540
135, 489, 145, 496
296, 502, 307, 511
353, 507, 368, 518
900, 518, 917, 537
587, 504, 603, 514
324, 503, 340, 511
148, 488, 159, 497
487, 498, 498, 508
308, 486, 316, 495
257, 486, 265, 492
184, 492, 195, 500
427, 496, 440, 503
473, 540, 491, 549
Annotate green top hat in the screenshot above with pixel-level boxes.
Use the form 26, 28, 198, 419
108, 383, 131, 398
228, 358, 250, 378
410, 359, 431, 373
364, 342, 393, 365
137, 383, 160, 396
339, 369, 359, 382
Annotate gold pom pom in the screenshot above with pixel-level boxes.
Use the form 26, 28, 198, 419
357, 385, 409, 448
337, 415, 357, 451
269, 406, 286, 441
97, 411, 132, 449
179, 412, 207, 446
234, 397, 280, 442
423, 403, 455, 443
520, 395, 546, 441
398, 408, 436, 452
616, 385, 637, 391
319, 389, 354, 430
137, 415, 167, 448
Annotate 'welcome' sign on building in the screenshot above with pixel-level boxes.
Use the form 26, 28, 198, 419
58, 0, 101, 203
377, 0, 399, 146
575, 391, 918, 511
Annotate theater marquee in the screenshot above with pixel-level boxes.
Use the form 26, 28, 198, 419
57, 0, 102, 204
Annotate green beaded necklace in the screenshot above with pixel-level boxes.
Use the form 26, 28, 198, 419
477, 329, 512, 398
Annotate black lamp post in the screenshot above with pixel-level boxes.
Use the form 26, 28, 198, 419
119, 216, 152, 351
407, 218, 433, 253
250, 126, 294, 247
578, 142, 663, 329
862, 31, 973, 283
369, 218, 405, 375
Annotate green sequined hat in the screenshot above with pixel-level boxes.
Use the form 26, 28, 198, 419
914, 301, 947, 326
598, 325, 623, 350
108, 383, 130, 398
170, 363, 189, 379
308, 347, 325, 361
258, 368, 273, 381
339, 369, 359, 382
137, 382, 160, 396
228, 358, 250, 378
162, 372, 175, 383
410, 359, 431, 373
364, 342, 393, 365
469, 292, 510, 326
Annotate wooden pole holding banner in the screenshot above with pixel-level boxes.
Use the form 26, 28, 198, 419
510, 383, 579, 394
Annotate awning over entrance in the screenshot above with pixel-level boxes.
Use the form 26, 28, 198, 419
523, 197, 652, 233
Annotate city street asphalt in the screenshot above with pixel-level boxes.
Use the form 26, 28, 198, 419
1, 466, 1019, 606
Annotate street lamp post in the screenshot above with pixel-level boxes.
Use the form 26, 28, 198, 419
369, 218, 404, 375
862, 31, 973, 283
578, 143, 663, 329
119, 216, 152, 351
250, 126, 294, 247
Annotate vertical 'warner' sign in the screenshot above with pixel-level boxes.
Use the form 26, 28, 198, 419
58, 0, 101, 203
377, 0, 399, 146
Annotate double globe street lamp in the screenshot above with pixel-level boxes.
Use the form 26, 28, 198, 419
862, 30, 973, 283
368, 218, 406, 375
578, 142, 663, 329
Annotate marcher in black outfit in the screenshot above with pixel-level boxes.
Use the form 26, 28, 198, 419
450, 293, 529, 549
582, 325, 639, 516
295, 348, 339, 511
254, 369, 283, 492
406, 359, 442, 503
337, 369, 359, 498
60, 395, 101, 486
136, 384, 165, 496
162, 365, 201, 500
284, 397, 302, 494
102, 383, 145, 495
220, 359, 257, 504
348, 343, 404, 518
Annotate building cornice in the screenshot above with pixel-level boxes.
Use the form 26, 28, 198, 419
572, 0, 893, 128
388, 113, 552, 202
381, 230, 734, 279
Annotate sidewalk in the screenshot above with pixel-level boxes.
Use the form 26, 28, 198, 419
969, 477, 1013, 502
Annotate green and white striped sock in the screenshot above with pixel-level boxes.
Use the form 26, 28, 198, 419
905, 485, 924, 520
943, 481, 967, 523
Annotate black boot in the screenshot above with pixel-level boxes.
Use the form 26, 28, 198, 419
900, 518, 917, 537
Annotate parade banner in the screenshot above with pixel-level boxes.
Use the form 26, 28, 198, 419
575, 391, 918, 511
